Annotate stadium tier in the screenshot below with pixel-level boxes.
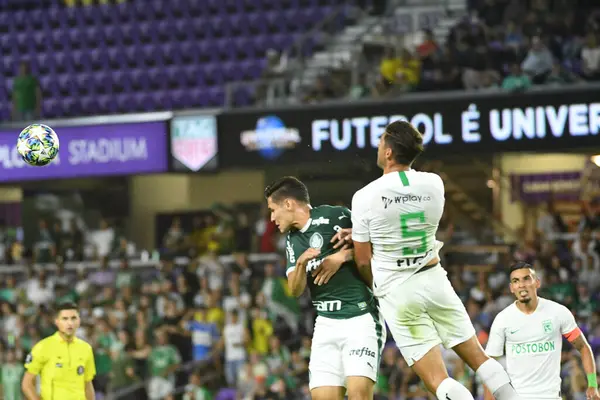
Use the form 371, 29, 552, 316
0, 0, 351, 119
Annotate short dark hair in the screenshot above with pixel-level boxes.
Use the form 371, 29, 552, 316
509, 261, 535, 275
264, 176, 310, 204
55, 302, 78, 317
384, 120, 424, 165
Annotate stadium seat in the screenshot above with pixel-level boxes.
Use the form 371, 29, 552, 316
4, 0, 354, 116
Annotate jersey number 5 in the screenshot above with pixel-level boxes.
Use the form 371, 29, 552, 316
400, 211, 427, 255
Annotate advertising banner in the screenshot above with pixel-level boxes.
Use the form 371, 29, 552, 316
512, 171, 600, 204
217, 88, 600, 168
0, 121, 168, 182
170, 114, 218, 172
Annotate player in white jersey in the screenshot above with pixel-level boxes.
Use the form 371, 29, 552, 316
484, 261, 599, 400
337, 120, 523, 400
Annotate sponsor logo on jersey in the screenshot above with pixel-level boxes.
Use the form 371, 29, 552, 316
56, 363, 63, 368
77, 366, 85, 375
510, 341, 556, 355
542, 320, 553, 333
348, 347, 376, 358
313, 300, 342, 312
309, 232, 324, 249
358, 301, 367, 310
25, 354, 32, 364
286, 240, 296, 264
311, 217, 330, 226
381, 194, 432, 209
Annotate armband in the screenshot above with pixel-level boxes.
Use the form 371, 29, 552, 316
588, 373, 598, 389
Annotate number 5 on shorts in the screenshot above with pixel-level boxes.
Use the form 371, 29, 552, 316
400, 211, 427, 255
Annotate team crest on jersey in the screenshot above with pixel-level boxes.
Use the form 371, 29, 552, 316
25, 354, 32, 363
77, 366, 85, 375
309, 232, 324, 249
542, 320, 553, 333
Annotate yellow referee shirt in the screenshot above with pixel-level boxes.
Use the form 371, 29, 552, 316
24, 332, 96, 400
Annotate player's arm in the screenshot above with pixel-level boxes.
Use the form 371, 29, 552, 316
285, 236, 319, 297
22, 344, 46, 400
571, 335, 598, 393
561, 306, 599, 396
483, 317, 507, 400
351, 192, 374, 288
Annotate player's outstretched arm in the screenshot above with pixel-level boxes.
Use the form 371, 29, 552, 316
287, 248, 320, 296
570, 335, 599, 400
21, 372, 41, 400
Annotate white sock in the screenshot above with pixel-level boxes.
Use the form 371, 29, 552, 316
476, 359, 521, 399
435, 377, 475, 400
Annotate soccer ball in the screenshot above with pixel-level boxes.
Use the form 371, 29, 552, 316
17, 124, 60, 167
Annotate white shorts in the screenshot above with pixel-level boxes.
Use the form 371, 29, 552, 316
309, 312, 386, 390
377, 265, 475, 366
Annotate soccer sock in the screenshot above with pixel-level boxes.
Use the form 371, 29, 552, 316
475, 358, 521, 399
435, 377, 475, 400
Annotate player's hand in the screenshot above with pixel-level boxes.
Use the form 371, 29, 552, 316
587, 387, 600, 400
311, 245, 349, 286
297, 248, 320, 268
331, 228, 352, 249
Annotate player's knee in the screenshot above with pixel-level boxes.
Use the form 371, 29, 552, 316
346, 377, 374, 400
310, 385, 346, 400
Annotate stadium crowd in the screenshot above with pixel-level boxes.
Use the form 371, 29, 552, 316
300, 0, 600, 103
0, 200, 599, 400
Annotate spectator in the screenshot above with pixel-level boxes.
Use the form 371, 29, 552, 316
89, 219, 115, 260
183, 371, 213, 400
11, 61, 41, 122
502, 63, 532, 91
162, 217, 186, 256
0, 348, 24, 400
581, 33, 600, 80
395, 48, 421, 91
222, 310, 250, 386
545, 61, 580, 85
34, 219, 55, 263
183, 305, 220, 362
521, 36, 554, 83
147, 329, 181, 400
234, 212, 252, 254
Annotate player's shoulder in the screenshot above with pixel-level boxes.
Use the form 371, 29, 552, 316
409, 169, 444, 187
76, 337, 94, 352
539, 297, 571, 315
494, 302, 518, 322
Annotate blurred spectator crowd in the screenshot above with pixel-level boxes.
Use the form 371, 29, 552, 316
302, 0, 600, 103
0, 200, 598, 400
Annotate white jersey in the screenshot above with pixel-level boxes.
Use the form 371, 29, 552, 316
485, 298, 579, 400
352, 169, 445, 296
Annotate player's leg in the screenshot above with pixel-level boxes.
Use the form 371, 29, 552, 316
376, 275, 474, 400
426, 267, 522, 400
309, 317, 346, 400
453, 339, 522, 400
343, 312, 386, 400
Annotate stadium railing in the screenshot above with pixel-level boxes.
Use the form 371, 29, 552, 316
0, 253, 282, 275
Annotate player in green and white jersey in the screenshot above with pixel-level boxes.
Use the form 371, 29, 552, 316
265, 176, 385, 400
484, 262, 599, 400
344, 120, 523, 400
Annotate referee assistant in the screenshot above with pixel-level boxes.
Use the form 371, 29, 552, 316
21, 302, 96, 400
